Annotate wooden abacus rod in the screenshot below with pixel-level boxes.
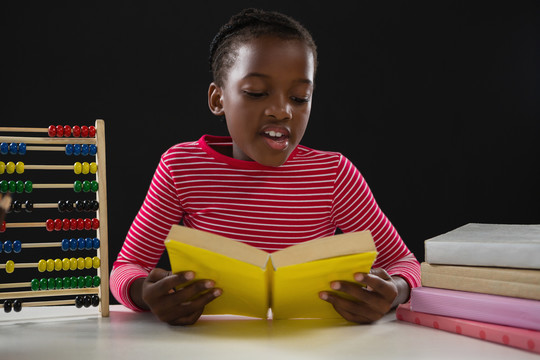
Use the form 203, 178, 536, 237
0, 282, 29, 289
25, 146, 66, 151
0, 127, 47, 133
0, 136, 96, 145
0, 288, 98, 300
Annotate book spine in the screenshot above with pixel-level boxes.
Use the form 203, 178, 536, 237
396, 304, 540, 354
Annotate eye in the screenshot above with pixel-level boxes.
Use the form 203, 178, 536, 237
291, 96, 310, 104
243, 91, 267, 98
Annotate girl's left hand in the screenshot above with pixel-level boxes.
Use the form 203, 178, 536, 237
319, 268, 407, 324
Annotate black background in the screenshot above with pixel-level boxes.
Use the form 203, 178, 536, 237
2, 1, 539, 303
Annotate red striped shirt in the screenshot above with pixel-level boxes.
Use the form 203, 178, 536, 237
110, 135, 421, 310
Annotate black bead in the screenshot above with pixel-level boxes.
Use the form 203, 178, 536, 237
75, 296, 83, 308
83, 295, 91, 308
91, 295, 100, 307
58, 200, 65, 212
91, 200, 99, 211
75, 200, 84, 212
24, 200, 33, 213
4, 300, 12, 313
65, 200, 73, 212
12, 200, 22, 213
13, 300, 22, 312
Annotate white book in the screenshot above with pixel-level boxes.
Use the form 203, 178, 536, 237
424, 223, 540, 269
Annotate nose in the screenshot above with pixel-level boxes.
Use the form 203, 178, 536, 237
264, 94, 292, 121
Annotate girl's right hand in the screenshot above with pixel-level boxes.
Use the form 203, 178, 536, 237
141, 268, 222, 325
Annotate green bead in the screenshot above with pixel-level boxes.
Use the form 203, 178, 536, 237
91, 181, 99, 192
92, 276, 101, 287
31, 279, 40, 291
77, 276, 85, 288
63, 277, 71, 289
55, 277, 63, 289
8, 181, 16, 193
82, 180, 91, 192
24, 180, 32, 193
40, 278, 48, 290
0, 180, 7, 193
73, 180, 82, 193
85, 275, 93, 288
15, 180, 24, 193
48, 278, 56, 290
70, 276, 78, 289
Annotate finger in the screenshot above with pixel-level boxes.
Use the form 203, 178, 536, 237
354, 271, 396, 300
173, 279, 216, 302
165, 288, 222, 326
319, 291, 378, 323
147, 269, 195, 294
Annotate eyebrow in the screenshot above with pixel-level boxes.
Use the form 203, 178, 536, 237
243, 72, 313, 85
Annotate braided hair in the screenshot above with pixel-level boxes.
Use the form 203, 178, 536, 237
209, 8, 318, 86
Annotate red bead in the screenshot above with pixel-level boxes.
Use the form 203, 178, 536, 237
54, 218, 63, 231
81, 126, 89, 137
56, 125, 64, 137
91, 218, 100, 230
77, 218, 84, 230
70, 218, 78, 230
0, 221, 6, 233
62, 218, 70, 231
46, 219, 55, 231
63, 125, 72, 137
88, 126, 96, 137
72, 125, 81, 137
48, 125, 56, 137
84, 218, 92, 230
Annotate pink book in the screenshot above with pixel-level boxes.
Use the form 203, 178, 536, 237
396, 303, 540, 354
410, 287, 540, 331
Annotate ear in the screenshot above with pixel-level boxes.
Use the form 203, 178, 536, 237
208, 82, 225, 116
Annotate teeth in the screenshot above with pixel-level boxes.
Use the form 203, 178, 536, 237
265, 131, 283, 138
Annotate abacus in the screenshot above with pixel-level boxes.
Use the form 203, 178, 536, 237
0, 120, 109, 317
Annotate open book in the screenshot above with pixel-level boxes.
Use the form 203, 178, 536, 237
165, 225, 378, 319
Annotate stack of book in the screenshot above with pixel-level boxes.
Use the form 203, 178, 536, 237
396, 223, 540, 354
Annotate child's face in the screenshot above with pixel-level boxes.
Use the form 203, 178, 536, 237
209, 36, 315, 167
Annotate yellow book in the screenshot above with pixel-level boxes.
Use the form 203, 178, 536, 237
165, 225, 378, 319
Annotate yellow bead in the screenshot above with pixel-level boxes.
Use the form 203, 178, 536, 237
84, 257, 93, 269
77, 257, 85, 270
70, 258, 77, 271
54, 258, 62, 271
46, 259, 55, 272
74, 162, 82, 174
89, 162, 97, 174
6, 161, 15, 174
0, 161, 5, 174
82, 162, 90, 174
15, 161, 24, 174
62, 258, 70, 271
92, 256, 101, 269
38, 259, 47, 272
5, 260, 15, 274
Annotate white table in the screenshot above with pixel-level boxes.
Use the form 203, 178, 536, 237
0, 305, 537, 359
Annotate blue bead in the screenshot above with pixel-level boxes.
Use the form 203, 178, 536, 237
61, 239, 70, 251
78, 238, 86, 250
13, 241, 22, 253
69, 238, 78, 251
85, 238, 93, 250
89, 145, 97, 156
9, 143, 18, 155
18, 143, 26, 155
3, 241, 12, 253
65, 144, 73, 155
93, 238, 100, 249
0, 143, 8, 155
81, 144, 89, 156
73, 144, 81, 156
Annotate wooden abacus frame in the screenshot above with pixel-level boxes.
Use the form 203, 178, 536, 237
0, 119, 109, 317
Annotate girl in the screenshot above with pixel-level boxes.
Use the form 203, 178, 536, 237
110, 8, 421, 326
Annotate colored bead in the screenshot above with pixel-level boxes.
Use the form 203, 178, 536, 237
73, 144, 81, 155
8, 181, 16, 193
31, 278, 39, 291
81, 144, 89, 156
82, 180, 91, 192
45, 219, 54, 231
92, 256, 100, 269
76, 218, 84, 230
0, 162, 5, 174
77, 257, 85, 270
55, 277, 63, 289
18, 143, 26, 155
69, 258, 77, 271
81, 126, 89, 137
62, 258, 70, 271
70, 276, 78, 288
15, 162, 24, 174
56, 125, 64, 137
70, 218, 77, 230
84, 218, 92, 230
54, 218, 62, 231
88, 126, 96, 137
92, 276, 101, 287
85, 238, 93, 250
84, 257, 92, 269
65, 144, 73, 155
78, 238, 85, 250
54, 258, 62, 271
77, 275, 85, 288
6, 260, 15, 273
48, 125, 56, 137
38, 259, 47, 272
15, 181, 24, 194
46, 259, 54, 272
0, 221, 6, 232
82, 162, 89, 174
91, 218, 99, 230
9, 143, 18, 155
0, 180, 7, 192
89, 145, 97, 156
24, 181, 32, 193
3, 240, 12, 253
85, 275, 93, 288
6, 161, 15, 174
91, 181, 98, 192
4, 300, 12, 313
89, 162, 97, 174
13, 241, 21, 253
39, 278, 47, 289
62, 218, 70, 231
48, 278, 55, 290
61, 239, 69, 251
73, 180, 82, 192
73, 162, 82, 174
93, 238, 100, 249
69, 238, 77, 250
25, 200, 33, 213
0, 143, 8, 155
13, 300, 22, 312
63, 125, 71, 137
63, 277, 71, 289
72, 125, 81, 137
91, 295, 100, 307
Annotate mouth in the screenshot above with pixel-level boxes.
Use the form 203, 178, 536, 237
261, 126, 290, 151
